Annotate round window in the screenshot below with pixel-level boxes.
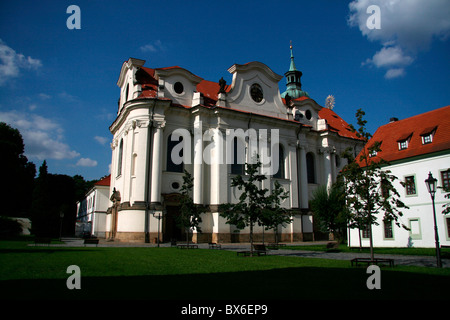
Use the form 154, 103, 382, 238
250, 83, 263, 103
305, 109, 312, 120
174, 82, 184, 94
171, 182, 180, 190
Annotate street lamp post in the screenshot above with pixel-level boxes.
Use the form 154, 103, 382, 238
153, 211, 163, 248
424, 172, 442, 268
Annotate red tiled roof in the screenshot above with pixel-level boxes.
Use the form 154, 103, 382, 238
318, 107, 362, 140
358, 105, 450, 165
94, 175, 111, 186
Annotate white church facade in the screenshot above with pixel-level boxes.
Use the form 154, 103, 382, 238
105, 48, 364, 243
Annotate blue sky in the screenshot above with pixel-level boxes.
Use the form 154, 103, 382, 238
1, 0, 449, 180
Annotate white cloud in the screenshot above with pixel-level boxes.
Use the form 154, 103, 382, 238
0, 39, 42, 85
39, 93, 51, 100
348, 0, 450, 78
384, 68, 405, 79
94, 136, 109, 145
76, 158, 98, 167
140, 40, 165, 53
366, 45, 413, 68
0, 110, 79, 160
363, 45, 413, 78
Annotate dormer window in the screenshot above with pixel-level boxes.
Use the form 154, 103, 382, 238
422, 134, 433, 144
420, 126, 436, 145
398, 139, 408, 150
397, 133, 412, 150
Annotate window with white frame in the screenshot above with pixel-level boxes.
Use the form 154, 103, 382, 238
409, 218, 422, 240
405, 175, 416, 195
384, 219, 394, 239
398, 139, 408, 150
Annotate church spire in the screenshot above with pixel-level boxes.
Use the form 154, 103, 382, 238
289, 40, 297, 72
281, 41, 309, 99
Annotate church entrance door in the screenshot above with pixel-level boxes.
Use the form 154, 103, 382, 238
163, 205, 183, 242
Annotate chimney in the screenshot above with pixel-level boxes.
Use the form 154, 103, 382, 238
390, 117, 399, 123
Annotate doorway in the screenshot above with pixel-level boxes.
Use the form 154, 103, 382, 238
163, 205, 184, 241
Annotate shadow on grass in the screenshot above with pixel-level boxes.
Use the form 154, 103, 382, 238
2, 266, 449, 301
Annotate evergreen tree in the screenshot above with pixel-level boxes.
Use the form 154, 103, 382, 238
31, 161, 51, 236
309, 183, 347, 244
0, 122, 36, 217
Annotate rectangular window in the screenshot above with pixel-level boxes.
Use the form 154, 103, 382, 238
441, 169, 450, 191
409, 218, 421, 240
447, 218, 450, 239
362, 225, 370, 239
384, 220, 393, 239
405, 176, 416, 195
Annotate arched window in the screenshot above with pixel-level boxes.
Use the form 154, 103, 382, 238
117, 139, 123, 177
125, 83, 129, 102
231, 137, 245, 175
167, 134, 184, 173
273, 144, 285, 179
306, 152, 315, 184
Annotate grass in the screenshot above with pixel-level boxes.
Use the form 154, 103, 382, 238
1, 239, 449, 301
285, 243, 450, 258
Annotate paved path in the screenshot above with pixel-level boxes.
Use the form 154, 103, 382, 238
58, 238, 449, 268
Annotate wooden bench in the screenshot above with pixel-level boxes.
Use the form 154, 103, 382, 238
267, 243, 286, 250
237, 244, 268, 257
177, 244, 198, 249
34, 237, 52, 246
83, 238, 99, 247
351, 257, 394, 267
208, 242, 221, 249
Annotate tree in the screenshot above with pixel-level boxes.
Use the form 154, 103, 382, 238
176, 170, 205, 246
31, 161, 51, 236
340, 109, 409, 260
309, 183, 347, 244
220, 155, 290, 256
0, 122, 36, 218
260, 180, 291, 244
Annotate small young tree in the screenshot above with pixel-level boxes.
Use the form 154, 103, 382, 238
176, 170, 204, 246
261, 180, 291, 244
309, 183, 347, 244
220, 156, 290, 256
341, 109, 409, 261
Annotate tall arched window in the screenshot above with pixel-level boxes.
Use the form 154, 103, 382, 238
273, 144, 285, 179
231, 137, 245, 175
306, 152, 315, 184
125, 83, 129, 102
167, 134, 184, 173
117, 139, 123, 177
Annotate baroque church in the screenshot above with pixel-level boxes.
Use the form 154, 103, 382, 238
105, 45, 364, 243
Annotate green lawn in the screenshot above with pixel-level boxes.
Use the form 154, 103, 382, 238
1, 239, 449, 300
284, 243, 450, 258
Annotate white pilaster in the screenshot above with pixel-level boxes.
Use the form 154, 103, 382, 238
298, 146, 309, 209
150, 120, 165, 204
193, 116, 203, 204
